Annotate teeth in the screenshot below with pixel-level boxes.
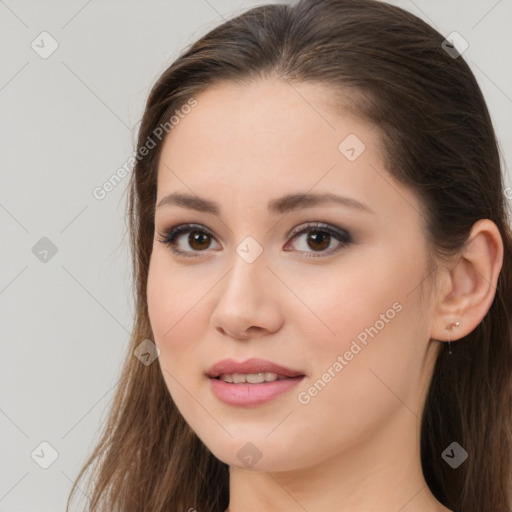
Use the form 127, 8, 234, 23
219, 372, 280, 384
233, 373, 246, 384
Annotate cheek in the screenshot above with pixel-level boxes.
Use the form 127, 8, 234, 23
146, 255, 214, 422
294, 250, 429, 420
146, 252, 209, 372
147, 246, 217, 335
283, 249, 415, 354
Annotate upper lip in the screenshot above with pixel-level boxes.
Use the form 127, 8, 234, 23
206, 358, 305, 378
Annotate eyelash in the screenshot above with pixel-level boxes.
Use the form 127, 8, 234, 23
156, 222, 352, 259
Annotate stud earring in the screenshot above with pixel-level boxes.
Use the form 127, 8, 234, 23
446, 321, 460, 355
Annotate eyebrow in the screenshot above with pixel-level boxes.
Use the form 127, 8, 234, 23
156, 192, 375, 216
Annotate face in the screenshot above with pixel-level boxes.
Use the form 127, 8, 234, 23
147, 78, 441, 472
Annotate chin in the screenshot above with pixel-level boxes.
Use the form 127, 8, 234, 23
199, 435, 311, 473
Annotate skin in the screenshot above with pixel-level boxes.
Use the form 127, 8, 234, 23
147, 79, 503, 512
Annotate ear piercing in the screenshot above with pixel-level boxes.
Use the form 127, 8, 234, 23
446, 321, 460, 355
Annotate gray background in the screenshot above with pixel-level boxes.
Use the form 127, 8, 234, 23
1, 0, 511, 510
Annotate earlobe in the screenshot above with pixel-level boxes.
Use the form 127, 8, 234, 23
430, 219, 504, 344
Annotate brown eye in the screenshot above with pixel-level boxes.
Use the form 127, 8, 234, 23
156, 223, 221, 257
286, 222, 352, 257
157, 222, 351, 258
188, 231, 211, 251
306, 231, 331, 251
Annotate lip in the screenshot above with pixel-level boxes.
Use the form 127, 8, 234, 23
206, 357, 304, 379
206, 358, 305, 407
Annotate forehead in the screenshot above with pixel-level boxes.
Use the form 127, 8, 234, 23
159, 80, 375, 179
155, 78, 422, 224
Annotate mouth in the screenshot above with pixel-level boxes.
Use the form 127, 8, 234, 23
214, 372, 296, 384
206, 357, 305, 381
206, 358, 305, 406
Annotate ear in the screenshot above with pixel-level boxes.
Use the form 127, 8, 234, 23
430, 219, 504, 342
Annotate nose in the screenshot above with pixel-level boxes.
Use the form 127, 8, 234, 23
209, 250, 284, 340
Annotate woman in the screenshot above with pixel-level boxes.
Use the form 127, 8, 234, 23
67, 0, 512, 510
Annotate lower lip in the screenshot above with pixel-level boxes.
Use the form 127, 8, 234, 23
209, 376, 304, 406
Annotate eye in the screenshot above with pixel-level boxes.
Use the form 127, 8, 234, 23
156, 223, 220, 257
284, 222, 352, 257
156, 221, 352, 258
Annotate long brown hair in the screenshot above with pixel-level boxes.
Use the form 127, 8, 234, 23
67, 1, 512, 510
